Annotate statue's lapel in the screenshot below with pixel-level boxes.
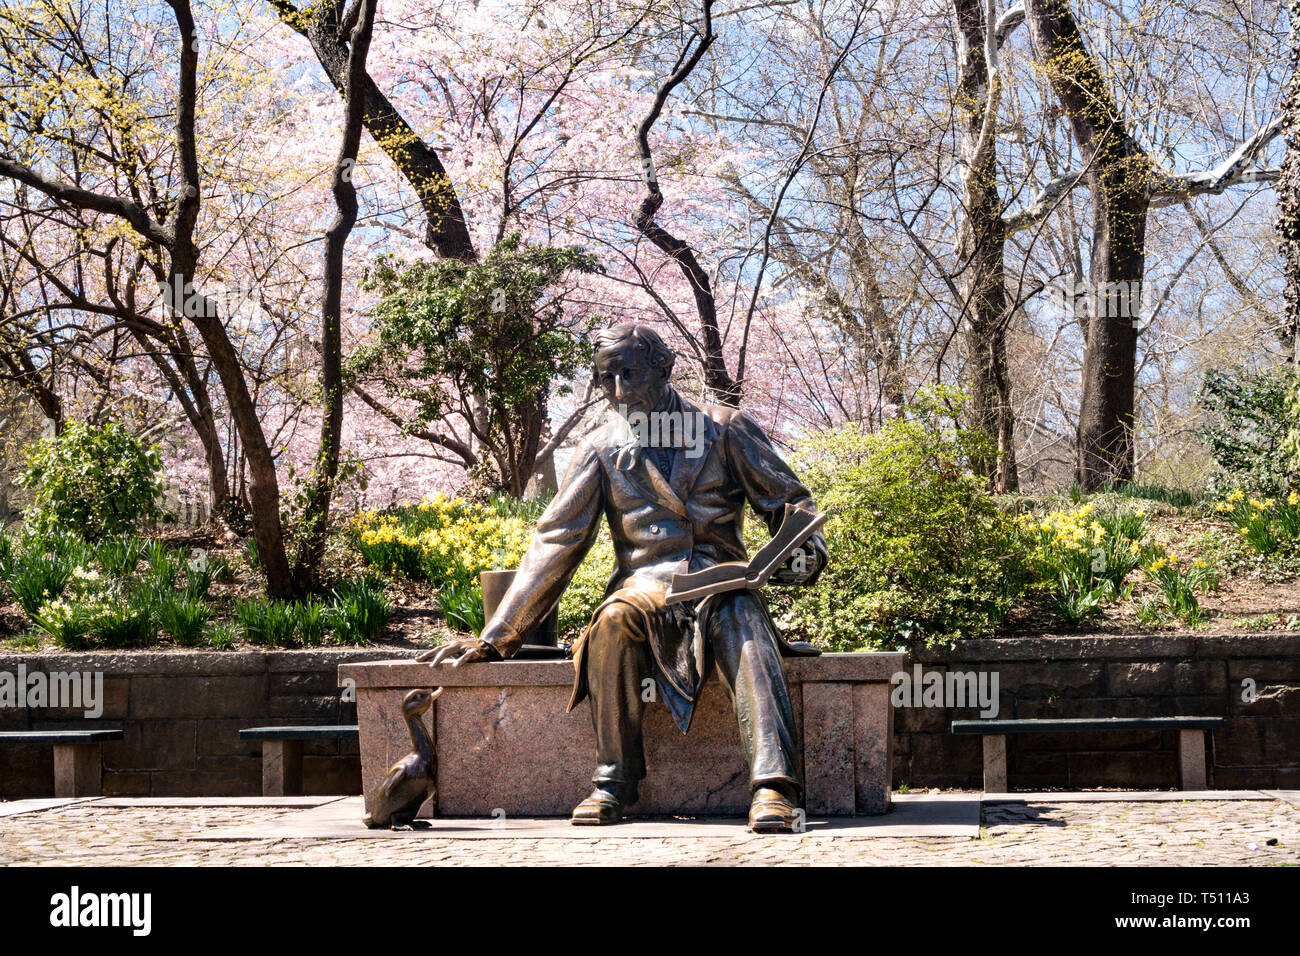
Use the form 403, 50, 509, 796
641, 452, 684, 514
610, 414, 687, 517
668, 396, 718, 501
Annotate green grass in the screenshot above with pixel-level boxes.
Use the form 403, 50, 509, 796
4, 548, 73, 616
156, 592, 212, 646
438, 580, 485, 636
1060, 481, 1200, 509
1099, 481, 1200, 508
87, 588, 157, 648
234, 598, 298, 647
294, 599, 329, 646
483, 491, 553, 523
144, 539, 180, 593
205, 623, 237, 650
94, 535, 147, 577
329, 576, 392, 645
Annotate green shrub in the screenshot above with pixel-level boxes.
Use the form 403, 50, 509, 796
39, 529, 94, 571
182, 549, 228, 600
772, 392, 1031, 648
0, 531, 13, 583
355, 235, 599, 494
95, 535, 146, 577
1019, 502, 1154, 622
1135, 595, 1172, 629
484, 491, 554, 523
19, 420, 162, 540
31, 597, 90, 649
234, 598, 297, 647
329, 576, 391, 645
351, 518, 424, 578
85, 588, 156, 647
1212, 490, 1300, 555
5, 546, 73, 617
1199, 365, 1295, 496
144, 540, 180, 593
347, 495, 530, 587
1141, 551, 1214, 626
293, 599, 329, 646
205, 623, 237, 650
437, 581, 485, 636
558, 529, 615, 637
157, 593, 212, 646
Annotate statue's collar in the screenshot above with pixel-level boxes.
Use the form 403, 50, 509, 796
608, 391, 718, 510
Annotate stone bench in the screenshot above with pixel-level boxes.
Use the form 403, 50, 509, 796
238, 726, 359, 796
339, 653, 902, 819
951, 716, 1225, 791
0, 730, 124, 797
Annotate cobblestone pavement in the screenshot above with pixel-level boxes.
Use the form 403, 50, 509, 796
1, 797, 1297, 866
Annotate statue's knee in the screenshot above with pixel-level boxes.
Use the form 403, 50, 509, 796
589, 601, 644, 643
708, 592, 780, 658
712, 591, 765, 629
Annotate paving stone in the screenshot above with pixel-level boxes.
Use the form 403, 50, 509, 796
4, 794, 1293, 866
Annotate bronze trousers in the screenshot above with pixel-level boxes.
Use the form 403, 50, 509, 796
582, 586, 801, 797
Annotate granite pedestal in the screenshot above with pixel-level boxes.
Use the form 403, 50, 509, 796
339, 653, 902, 818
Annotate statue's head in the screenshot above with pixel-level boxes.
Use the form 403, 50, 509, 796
591, 323, 676, 417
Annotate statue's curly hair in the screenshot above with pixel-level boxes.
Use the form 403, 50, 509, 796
590, 323, 676, 382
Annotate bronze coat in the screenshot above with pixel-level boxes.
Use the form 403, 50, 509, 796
479, 392, 827, 727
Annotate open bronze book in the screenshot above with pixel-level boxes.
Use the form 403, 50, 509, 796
663, 504, 827, 605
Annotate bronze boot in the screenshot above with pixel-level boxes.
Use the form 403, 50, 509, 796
748, 785, 800, 833
571, 782, 638, 825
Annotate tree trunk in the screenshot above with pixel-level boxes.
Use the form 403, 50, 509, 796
131, 327, 230, 511
953, 0, 1018, 491
270, 0, 476, 262
1075, 166, 1148, 489
0, 348, 63, 433
291, 0, 375, 587
169, 0, 293, 596
1280, 0, 1300, 365
1025, 0, 1151, 490
526, 436, 558, 499
509, 392, 546, 499
632, 0, 738, 406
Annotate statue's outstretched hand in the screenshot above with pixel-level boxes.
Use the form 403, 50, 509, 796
417, 638, 499, 668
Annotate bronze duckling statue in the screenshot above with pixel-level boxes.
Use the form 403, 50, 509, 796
363, 687, 442, 829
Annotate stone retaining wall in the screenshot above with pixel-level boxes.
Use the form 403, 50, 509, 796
896, 633, 1300, 790
1, 633, 1296, 797
0, 650, 409, 798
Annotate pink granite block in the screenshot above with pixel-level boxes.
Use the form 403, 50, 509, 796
435, 685, 592, 816
802, 682, 855, 815
342, 653, 900, 819
853, 681, 892, 813
637, 680, 750, 815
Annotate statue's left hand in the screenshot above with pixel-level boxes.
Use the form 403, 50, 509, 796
417, 638, 500, 668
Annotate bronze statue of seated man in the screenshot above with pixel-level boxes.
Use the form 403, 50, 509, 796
421, 322, 828, 832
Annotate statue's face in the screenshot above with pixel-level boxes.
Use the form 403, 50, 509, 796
593, 340, 670, 418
